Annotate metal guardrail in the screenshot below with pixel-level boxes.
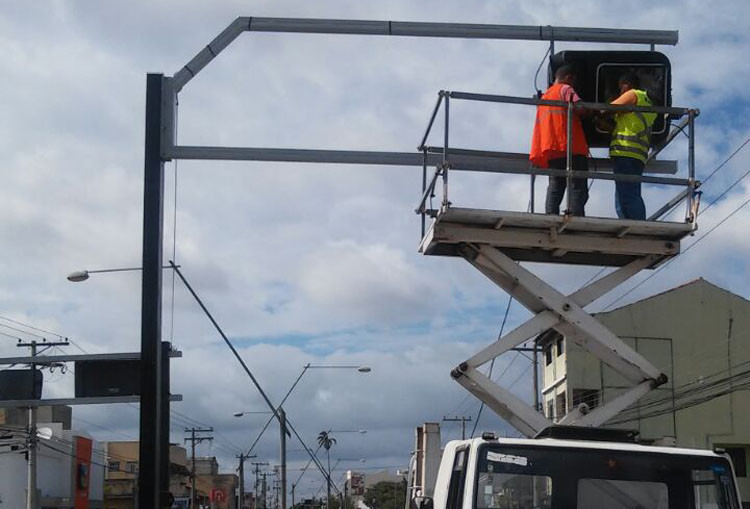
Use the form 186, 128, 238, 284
416, 90, 700, 235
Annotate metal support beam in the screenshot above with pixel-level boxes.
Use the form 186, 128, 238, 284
569, 381, 654, 427
0, 395, 183, 408
0, 351, 182, 366
173, 18, 677, 92
139, 73, 166, 509
166, 145, 680, 178
453, 366, 552, 437
474, 246, 663, 383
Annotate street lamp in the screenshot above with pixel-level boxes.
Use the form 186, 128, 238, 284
66, 265, 178, 282
234, 411, 274, 418
238, 364, 371, 509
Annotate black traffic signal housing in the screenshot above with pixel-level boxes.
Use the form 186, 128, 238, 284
548, 51, 672, 148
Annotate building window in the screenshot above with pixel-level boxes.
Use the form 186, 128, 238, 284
556, 337, 564, 356
572, 389, 601, 410
720, 446, 747, 477
555, 392, 567, 418
108, 460, 120, 472
545, 346, 553, 366
125, 461, 138, 474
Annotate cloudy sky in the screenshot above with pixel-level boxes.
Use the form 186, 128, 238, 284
2, 0, 750, 499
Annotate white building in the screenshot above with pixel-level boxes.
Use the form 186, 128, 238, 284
540, 278, 750, 505
0, 421, 104, 508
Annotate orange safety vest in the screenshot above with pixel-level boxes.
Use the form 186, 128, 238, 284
529, 83, 589, 168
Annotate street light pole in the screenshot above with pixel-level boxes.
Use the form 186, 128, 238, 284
279, 407, 287, 509
239, 364, 371, 509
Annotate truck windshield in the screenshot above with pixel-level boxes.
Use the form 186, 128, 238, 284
475, 444, 739, 509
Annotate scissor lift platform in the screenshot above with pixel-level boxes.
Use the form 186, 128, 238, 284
419, 207, 696, 267
418, 207, 697, 436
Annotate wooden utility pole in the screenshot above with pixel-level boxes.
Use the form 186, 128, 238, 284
184, 427, 213, 509
442, 416, 472, 440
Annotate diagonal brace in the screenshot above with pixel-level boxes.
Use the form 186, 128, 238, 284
452, 366, 552, 437
460, 254, 661, 369
470, 245, 663, 383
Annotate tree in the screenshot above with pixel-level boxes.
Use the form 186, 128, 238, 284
317, 431, 337, 508
363, 480, 407, 509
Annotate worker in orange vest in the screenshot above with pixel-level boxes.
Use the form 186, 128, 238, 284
530, 65, 590, 216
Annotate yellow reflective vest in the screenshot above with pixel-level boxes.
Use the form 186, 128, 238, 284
610, 89, 657, 162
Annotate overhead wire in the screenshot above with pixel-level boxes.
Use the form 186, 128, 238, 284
470, 296, 513, 438
604, 194, 750, 311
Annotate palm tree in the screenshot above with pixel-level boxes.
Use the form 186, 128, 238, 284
318, 431, 337, 509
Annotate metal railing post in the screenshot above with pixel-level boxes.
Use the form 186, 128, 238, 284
442, 94, 450, 208
565, 100, 573, 214
530, 173, 536, 213
686, 110, 696, 222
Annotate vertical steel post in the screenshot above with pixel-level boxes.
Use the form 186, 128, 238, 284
160, 341, 171, 507
565, 100, 573, 215
442, 95, 450, 208
421, 149, 427, 236
530, 174, 536, 213
686, 110, 696, 222
140, 73, 166, 509
279, 407, 287, 509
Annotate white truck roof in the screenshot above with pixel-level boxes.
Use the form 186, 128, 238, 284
445, 435, 724, 458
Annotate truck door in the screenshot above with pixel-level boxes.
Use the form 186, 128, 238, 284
445, 447, 469, 509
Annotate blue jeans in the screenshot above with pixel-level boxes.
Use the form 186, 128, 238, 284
546, 156, 589, 216
613, 156, 646, 220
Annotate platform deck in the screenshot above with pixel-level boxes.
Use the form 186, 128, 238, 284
419, 207, 696, 267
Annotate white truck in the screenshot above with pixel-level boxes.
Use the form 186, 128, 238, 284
413, 427, 742, 509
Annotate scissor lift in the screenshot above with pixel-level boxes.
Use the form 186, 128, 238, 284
416, 91, 699, 437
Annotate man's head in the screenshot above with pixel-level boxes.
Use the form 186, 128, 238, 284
554, 65, 577, 86
618, 72, 640, 94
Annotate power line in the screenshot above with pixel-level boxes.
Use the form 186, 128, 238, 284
470, 295, 513, 438
604, 194, 750, 311
701, 136, 750, 186
0, 315, 67, 340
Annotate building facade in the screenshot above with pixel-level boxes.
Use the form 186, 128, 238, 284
103, 441, 191, 508
0, 419, 104, 508
540, 278, 750, 505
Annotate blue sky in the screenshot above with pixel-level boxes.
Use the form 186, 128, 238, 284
1, 0, 750, 497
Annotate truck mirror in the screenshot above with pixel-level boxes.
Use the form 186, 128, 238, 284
411, 497, 433, 509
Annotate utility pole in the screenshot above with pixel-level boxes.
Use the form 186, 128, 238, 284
279, 407, 287, 509
184, 427, 213, 509
237, 453, 257, 509
262, 472, 268, 509
252, 462, 269, 509
442, 416, 472, 440
17, 339, 69, 509
511, 344, 544, 412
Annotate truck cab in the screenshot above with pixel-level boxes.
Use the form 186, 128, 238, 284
424, 429, 742, 509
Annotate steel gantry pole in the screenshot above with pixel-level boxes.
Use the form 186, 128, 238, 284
139, 73, 167, 508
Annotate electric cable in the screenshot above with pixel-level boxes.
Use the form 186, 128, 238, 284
470, 296, 513, 438
604, 194, 750, 311
533, 46, 552, 96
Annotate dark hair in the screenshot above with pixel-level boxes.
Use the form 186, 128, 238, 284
618, 72, 640, 89
555, 64, 576, 81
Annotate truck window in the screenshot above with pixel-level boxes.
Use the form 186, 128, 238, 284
446, 447, 469, 509
475, 444, 740, 509
577, 479, 667, 508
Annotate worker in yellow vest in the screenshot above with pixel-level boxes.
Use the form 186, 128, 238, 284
609, 72, 657, 220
